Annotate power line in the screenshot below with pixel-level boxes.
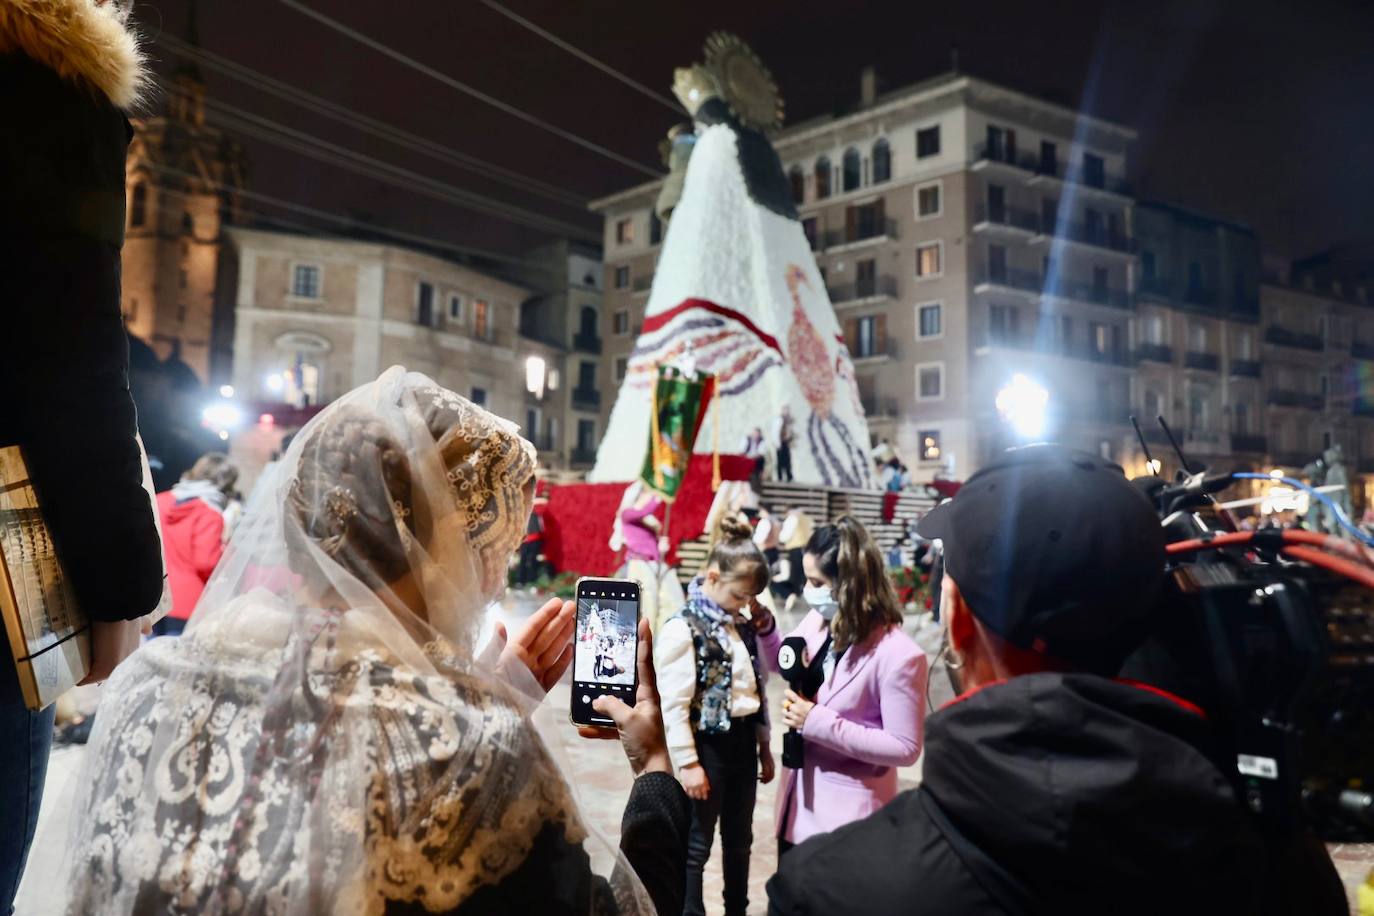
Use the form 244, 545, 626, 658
145, 162, 546, 269
476, 0, 683, 115
156, 78, 600, 243
277, 0, 662, 179
152, 32, 587, 209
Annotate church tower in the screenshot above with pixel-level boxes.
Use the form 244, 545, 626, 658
122, 4, 248, 381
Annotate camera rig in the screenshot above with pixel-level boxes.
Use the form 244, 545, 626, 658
1123, 416, 1374, 841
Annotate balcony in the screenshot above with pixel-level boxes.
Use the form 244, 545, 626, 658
824, 218, 898, 250
828, 275, 898, 306
852, 338, 899, 363
572, 331, 602, 354
1229, 359, 1262, 377
974, 267, 1043, 296
1264, 325, 1324, 351
973, 203, 1040, 234
1184, 351, 1220, 371
571, 386, 601, 411
1052, 219, 1135, 254
860, 394, 899, 418
570, 447, 597, 466
632, 274, 654, 294
1078, 343, 1132, 367
1182, 287, 1219, 307
972, 144, 1133, 196
1135, 343, 1174, 364
1353, 340, 1374, 360
1268, 390, 1324, 410
1182, 430, 1229, 455
1044, 278, 1132, 309
1232, 434, 1268, 453
528, 434, 556, 452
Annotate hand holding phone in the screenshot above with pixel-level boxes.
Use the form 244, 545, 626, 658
578, 616, 672, 777
570, 578, 642, 727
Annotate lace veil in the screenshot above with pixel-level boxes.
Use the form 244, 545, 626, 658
63, 367, 652, 914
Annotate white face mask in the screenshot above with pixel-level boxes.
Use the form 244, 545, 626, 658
803, 584, 838, 621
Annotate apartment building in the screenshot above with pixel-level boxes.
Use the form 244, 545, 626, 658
592, 69, 1374, 506
223, 227, 560, 469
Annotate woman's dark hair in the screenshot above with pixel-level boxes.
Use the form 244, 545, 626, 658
806, 516, 903, 652
707, 515, 769, 595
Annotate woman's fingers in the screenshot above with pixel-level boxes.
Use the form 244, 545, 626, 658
634, 618, 658, 701
578, 725, 619, 740
526, 599, 575, 659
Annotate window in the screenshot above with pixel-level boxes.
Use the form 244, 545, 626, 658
1092, 266, 1109, 301
802, 216, 819, 250
1089, 321, 1109, 355
129, 183, 147, 227
1187, 261, 1203, 297
615, 218, 635, 246
547, 368, 560, 391
917, 302, 942, 338
614, 266, 630, 289
1057, 315, 1074, 353
789, 166, 805, 203
291, 264, 321, 299
1234, 402, 1249, 434
915, 241, 942, 278
471, 387, 488, 407
917, 363, 943, 400
855, 259, 877, 297
1189, 390, 1208, 431
578, 361, 597, 390
815, 157, 832, 199
916, 125, 940, 159
448, 293, 463, 322
916, 182, 941, 218
1141, 250, 1156, 283
855, 315, 879, 358
577, 419, 596, 452
1144, 314, 1164, 345
1237, 331, 1253, 360
416, 281, 435, 326
614, 357, 629, 381
989, 304, 1020, 344
988, 244, 1007, 283
1189, 323, 1208, 352
649, 211, 662, 245
1082, 153, 1105, 188
613, 309, 630, 335
1085, 207, 1102, 242
474, 300, 491, 340
1039, 140, 1057, 175
842, 148, 861, 192
986, 125, 1016, 162
919, 430, 942, 461
1144, 390, 1163, 421
1041, 197, 1058, 233
871, 139, 891, 184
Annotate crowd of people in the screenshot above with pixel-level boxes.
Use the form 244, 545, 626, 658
0, 4, 1357, 914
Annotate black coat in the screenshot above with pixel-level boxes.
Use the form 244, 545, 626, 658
767, 673, 1347, 916
384, 771, 690, 915
0, 49, 163, 622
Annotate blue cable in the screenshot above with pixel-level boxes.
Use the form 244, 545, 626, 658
1232, 472, 1374, 548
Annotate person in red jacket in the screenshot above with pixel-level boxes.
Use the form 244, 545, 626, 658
153, 454, 238, 636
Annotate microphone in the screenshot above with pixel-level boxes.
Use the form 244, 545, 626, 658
778, 636, 810, 769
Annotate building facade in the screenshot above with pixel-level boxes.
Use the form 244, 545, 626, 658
591, 70, 1374, 507
123, 68, 248, 382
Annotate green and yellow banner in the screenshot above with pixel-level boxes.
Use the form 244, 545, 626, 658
640, 366, 717, 502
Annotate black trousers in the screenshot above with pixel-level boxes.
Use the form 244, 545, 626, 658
684, 721, 758, 916
776, 443, 793, 481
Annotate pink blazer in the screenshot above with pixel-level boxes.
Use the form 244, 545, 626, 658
761, 610, 927, 844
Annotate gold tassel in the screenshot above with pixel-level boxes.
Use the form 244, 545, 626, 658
711, 376, 722, 492
651, 366, 664, 489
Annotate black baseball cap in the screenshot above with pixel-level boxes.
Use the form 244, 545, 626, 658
917, 445, 1166, 675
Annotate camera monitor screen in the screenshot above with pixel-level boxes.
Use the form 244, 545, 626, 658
570, 578, 640, 726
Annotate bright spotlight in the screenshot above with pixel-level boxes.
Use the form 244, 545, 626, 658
218, 384, 234, 398
1269, 468, 1284, 479
265, 373, 285, 394
202, 401, 243, 432
995, 374, 1050, 440
1147, 458, 1162, 475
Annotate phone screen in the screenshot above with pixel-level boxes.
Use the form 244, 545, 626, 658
570, 578, 641, 727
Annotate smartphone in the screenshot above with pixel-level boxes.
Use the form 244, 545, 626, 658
570, 577, 641, 727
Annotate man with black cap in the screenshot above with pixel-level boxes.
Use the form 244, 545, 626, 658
766, 445, 1345, 915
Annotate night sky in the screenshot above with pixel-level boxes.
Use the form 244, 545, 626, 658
135, 0, 1374, 264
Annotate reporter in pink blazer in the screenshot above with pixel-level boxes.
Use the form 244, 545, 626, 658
757, 516, 927, 855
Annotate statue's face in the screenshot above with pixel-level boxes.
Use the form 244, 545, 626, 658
672, 65, 718, 115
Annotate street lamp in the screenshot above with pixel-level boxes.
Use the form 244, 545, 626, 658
525, 355, 547, 398
995, 374, 1050, 441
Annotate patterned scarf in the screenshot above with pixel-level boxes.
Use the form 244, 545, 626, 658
679, 577, 765, 735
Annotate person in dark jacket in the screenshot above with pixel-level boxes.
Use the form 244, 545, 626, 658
767, 446, 1346, 916
0, 1, 163, 911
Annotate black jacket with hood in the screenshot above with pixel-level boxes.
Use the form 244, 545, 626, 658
767, 672, 1346, 915
0, 0, 163, 622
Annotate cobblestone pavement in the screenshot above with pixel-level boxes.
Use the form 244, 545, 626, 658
16, 591, 1371, 914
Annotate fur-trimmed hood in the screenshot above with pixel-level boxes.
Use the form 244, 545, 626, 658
0, 0, 145, 109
